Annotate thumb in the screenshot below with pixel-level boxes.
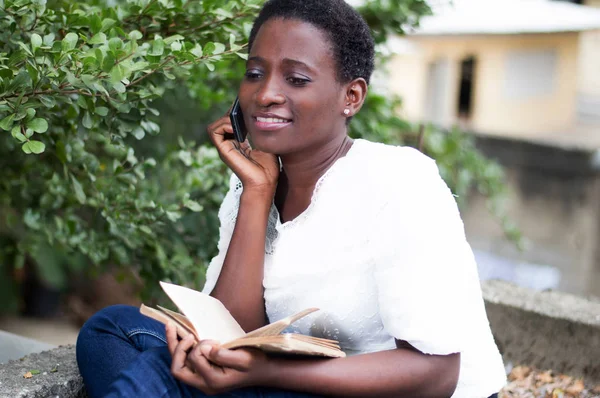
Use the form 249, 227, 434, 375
206, 347, 254, 371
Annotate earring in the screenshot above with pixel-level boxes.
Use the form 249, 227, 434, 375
344, 109, 350, 116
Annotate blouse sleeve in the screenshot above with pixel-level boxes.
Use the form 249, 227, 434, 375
202, 173, 242, 294
371, 148, 476, 356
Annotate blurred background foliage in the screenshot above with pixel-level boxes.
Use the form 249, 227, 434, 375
0, 0, 514, 315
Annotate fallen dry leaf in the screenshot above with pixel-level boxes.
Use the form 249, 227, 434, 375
501, 366, 600, 398
566, 380, 586, 395
23, 372, 32, 379
509, 366, 532, 382
538, 371, 554, 384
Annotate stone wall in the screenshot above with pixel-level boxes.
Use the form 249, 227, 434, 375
0, 345, 85, 398
1, 280, 598, 397
463, 135, 600, 298
483, 280, 600, 384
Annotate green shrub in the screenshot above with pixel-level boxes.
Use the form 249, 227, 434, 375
0, 0, 513, 313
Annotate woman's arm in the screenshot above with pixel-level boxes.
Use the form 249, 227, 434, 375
168, 331, 460, 398
260, 347, 460, 398
206, 115, 279, 332
210, 190, 272, 332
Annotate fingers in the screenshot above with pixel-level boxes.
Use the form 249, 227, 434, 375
207, 117, 233, 146
172, 334, 195, 368
166, 322, 178, 356
198, 343, 254, 371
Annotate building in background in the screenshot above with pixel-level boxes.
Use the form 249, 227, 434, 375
388, 0, 600, 148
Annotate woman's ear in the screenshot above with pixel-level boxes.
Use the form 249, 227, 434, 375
343, 78, 368, 118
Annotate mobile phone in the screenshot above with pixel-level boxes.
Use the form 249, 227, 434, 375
229, 97, 248, 142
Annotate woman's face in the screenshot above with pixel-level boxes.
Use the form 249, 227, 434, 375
239, 18, 348, 156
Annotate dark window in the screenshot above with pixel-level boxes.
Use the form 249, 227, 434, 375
457, 57, 476, 120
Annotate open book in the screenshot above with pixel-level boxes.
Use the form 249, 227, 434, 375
140, 281, 346, 358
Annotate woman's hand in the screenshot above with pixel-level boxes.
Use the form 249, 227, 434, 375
166, 323, 270, 395
207, 114, 279, 198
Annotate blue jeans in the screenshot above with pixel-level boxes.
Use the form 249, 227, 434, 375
76, 305, 323, 398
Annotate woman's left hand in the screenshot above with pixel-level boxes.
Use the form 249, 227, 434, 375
166, 323, 270, 395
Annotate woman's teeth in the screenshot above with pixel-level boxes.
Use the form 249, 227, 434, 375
256, 117, 289, 123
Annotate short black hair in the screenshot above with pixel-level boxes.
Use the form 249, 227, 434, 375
248, 0, 376, 85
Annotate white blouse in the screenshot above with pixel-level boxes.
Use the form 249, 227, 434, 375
203, 139, 506, 398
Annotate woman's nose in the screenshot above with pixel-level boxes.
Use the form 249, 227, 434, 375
255, 77, 285, 107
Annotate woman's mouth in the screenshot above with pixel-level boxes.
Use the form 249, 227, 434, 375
253, 116, 293, 131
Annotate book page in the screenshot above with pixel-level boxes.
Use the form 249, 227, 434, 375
159, 282, 246, 343
243, 308, 319, 338
140, 304, 195, 339
222, 334, 346, 358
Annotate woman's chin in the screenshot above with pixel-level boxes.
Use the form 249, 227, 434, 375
249, 135, 289, 155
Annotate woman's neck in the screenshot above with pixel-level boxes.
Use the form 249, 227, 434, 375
279, 135, 354, 189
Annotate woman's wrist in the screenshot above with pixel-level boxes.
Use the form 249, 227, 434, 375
240, 186, 276, 206
251, 355, 281, 387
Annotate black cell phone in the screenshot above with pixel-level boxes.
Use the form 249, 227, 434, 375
229, 97, 248, 142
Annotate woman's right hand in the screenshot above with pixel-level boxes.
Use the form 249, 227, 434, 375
207, 114, 279, 199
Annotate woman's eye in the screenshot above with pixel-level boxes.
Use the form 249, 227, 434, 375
287, 76, 310, 86
244, 71, 263, 80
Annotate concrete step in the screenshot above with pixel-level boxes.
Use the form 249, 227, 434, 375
0, 331, 56, 364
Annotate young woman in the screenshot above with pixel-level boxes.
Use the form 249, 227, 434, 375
76, 0, 506, 397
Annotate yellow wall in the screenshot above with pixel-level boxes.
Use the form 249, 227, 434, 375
585, 0, 600, 8
388, 33, 580, 138
578, 30, 600, 96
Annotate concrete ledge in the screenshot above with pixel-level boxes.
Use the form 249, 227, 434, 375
0, 280, 598, 397
482, 279, 600, 384
0, 331, 56, 364
0, 345, 86, 398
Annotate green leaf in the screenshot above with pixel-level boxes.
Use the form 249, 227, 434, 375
0, 114, 15, 131
17, 41, 33, 56
110, 64, 126, 84
30, 370, 41, 375
22, 140, 45, 154
214, 8, 233, 18
184, 200, 203, 212
113, 82, 126, 93
132, 126, 145, 140
82, 112, 93, 129
100, 18, 116, 33
62, 33, 79, 52
108, 37, 122, 52
166, 211, 181, 222
11, 126, 27, 142
89, 33, 106, 45
43, 33, 55, 47
71, 175, 86, 204
39, 95, 56, 108
203, 42, 215, 55
149, 39, 164, 56
7, 71, 30, 92
102, 53, 116, 73
164, 35, 184, 45
190, 44, 203, 58
95, 106, 109, 116
25, 108, 36, 120
128, 30, 143, 41
213, 43, 226, 55
170, 41, 182, 52
27, 118, 48, 133
89, 14, 102, 34
31, 33, 42, 53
